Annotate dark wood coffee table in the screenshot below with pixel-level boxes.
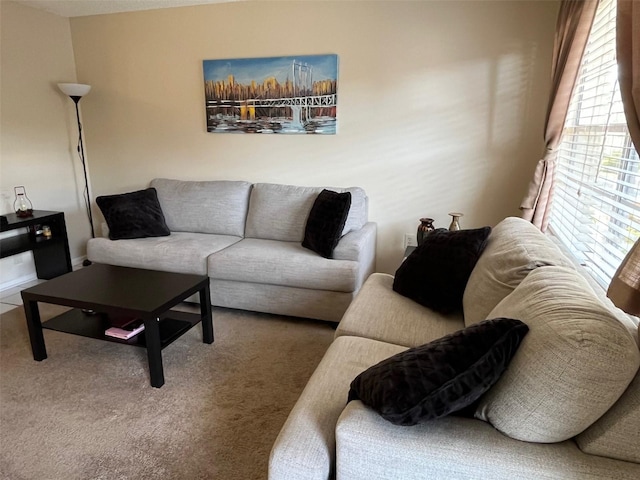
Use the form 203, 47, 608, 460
20, 264, 213, 388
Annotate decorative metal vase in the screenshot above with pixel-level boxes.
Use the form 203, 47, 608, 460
417, 218, 435, 245
448, 212, 463, 231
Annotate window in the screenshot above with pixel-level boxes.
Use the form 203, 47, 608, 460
550, 0, 639, 288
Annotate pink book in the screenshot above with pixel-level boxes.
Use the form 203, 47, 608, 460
105, 319, 145, 340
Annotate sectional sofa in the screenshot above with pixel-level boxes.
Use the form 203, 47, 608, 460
87, 178, 376, 322
269, 217, 640, 479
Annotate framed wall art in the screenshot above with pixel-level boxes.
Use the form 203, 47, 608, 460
203, 54, 338, 134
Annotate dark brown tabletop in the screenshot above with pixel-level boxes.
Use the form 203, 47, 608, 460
21, 263, 208, 316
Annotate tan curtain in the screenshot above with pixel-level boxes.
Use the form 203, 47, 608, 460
617, 0, 640, 152
520, 0, 599, 231
607, 1, 640, 310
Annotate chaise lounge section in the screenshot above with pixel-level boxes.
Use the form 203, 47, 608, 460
269, 217, 640, 479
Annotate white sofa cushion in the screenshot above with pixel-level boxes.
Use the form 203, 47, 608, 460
335, 273, 464, 348
340, 187, 368, 236
87, 232, 241, 275
475, 266, 640, 443
269, 335, 406, 480
576, 323, 640, 463
463, 217, 574, 327
576, 367, 640, 463
207, 238, 359, 292
244, 183, 367, 242
336, 401, 640, 480
150, 178, 252, 236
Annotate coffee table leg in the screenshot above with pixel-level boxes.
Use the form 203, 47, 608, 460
22, 298, 47, 361
199, 284, 214, 344
144, 317, 164, 388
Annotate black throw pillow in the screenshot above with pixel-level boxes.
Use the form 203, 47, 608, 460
302, 189, 351, 258
348, 317, 529, 426
393, 226, 491, 313
96, 188, 170, 240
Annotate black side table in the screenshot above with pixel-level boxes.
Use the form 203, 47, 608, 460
0, 210, 72, 279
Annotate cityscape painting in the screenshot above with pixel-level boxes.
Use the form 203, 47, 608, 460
203, 54, 338, 134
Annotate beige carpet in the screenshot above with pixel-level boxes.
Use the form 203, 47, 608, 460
0, 303, 335, 479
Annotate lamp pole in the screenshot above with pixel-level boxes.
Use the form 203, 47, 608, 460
58, 83, 94, 240
70, 96, 95, 239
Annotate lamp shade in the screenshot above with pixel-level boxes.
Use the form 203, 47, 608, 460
57, 83, 91, 97
607, 238, 640, 316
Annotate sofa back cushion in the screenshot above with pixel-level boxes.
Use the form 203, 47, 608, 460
150, 178, 252, 236
245, 183, 367, 242
576, 361, 640, 463
475, 266, 640, 443
463, 217, 574, 327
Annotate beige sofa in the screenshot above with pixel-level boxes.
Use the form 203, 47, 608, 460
269, 217, 640, 479
87, 178, 377, 322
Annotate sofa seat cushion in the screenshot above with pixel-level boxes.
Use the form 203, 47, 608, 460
475, 266, 640, 443
463, 216, 575, 327
208, 238, 360, 292
244, 183, 367, 242
335, 273, 465, 348
269, 335, 407, 480
87, 232, 242, 275
150, 178, 252, 236
336, 401, 640, 480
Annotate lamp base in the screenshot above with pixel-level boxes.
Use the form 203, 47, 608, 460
15, 209, 34, 218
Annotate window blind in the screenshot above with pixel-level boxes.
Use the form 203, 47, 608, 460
550, 0, 640, 288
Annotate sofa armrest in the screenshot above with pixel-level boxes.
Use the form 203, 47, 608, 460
336, 402, 640, 480
269, 337, 406, 480
333, 222, 376, 261
333, 222, 376, 290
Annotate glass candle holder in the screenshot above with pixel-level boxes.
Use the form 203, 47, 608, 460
14, 186, 33, 217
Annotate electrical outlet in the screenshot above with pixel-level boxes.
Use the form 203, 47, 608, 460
403, 233, 418, 249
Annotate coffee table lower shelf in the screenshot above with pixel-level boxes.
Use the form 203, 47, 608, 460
42, 309, 201, 349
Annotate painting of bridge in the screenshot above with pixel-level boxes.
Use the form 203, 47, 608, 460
203, 54, 338, 134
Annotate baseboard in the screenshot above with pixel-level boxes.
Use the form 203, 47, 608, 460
0, 255, 86, 294
0, 272, 37, 293
71, 256, 86, 270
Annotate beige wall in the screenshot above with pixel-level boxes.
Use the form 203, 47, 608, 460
1, 0, 559, 287
70, 0, 558, 274
0, 0, 89, 288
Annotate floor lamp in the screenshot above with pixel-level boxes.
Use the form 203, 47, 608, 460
58, 83, 95, 232
58, 82, 94, 266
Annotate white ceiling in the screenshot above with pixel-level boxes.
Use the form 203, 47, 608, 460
11, 0, 240, 17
